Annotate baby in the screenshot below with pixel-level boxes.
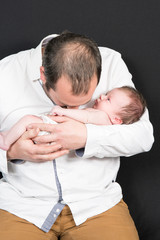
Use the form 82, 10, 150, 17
0, 86, 146, 151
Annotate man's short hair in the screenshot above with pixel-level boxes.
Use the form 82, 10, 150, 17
42, 31, 101, 95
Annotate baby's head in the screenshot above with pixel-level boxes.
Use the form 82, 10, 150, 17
94, 86, 146, 124
116, 86, 146, 124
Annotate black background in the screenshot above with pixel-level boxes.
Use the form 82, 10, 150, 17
0, 1, 160, 239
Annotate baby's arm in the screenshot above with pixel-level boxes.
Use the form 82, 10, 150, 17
51, 106, 111, 125
0, 115, 43, 151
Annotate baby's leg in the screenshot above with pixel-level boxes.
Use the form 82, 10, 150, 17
0, 115, 43, 151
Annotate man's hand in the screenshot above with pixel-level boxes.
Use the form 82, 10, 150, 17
28, 116, 87, 151
7, 128, 69, 162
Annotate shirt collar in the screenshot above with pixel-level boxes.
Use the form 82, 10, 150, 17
30, 34, 59, 81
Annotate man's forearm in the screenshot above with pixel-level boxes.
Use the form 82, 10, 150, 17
83, 110, 154, 159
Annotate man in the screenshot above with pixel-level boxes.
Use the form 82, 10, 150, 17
0, 32, 154, 239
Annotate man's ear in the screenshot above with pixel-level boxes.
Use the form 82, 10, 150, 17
40, 66, 46, 84
111, 116, 123, 125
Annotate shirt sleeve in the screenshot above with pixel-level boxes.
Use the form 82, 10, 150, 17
0, 149, 8, 174
80, 47, 154, 158
83, 109, 154, 158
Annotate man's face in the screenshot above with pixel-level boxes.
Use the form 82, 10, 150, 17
42, 74, 98, 109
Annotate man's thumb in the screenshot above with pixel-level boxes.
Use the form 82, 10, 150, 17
22, 128, 39, 139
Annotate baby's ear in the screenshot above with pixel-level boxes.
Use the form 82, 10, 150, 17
111, 116, 123, 125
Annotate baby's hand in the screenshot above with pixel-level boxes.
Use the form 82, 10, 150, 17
51, 106, 65, 116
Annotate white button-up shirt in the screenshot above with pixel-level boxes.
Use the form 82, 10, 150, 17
0, 34, 154, 230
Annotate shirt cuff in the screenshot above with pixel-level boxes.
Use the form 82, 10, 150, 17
0, 149, 8, 174
75, 124, 103, 159
81, 124, 105, 158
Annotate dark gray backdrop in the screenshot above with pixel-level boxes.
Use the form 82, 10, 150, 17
0, 1, 159, 239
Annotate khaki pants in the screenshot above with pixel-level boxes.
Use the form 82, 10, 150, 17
0, 200, 139, 240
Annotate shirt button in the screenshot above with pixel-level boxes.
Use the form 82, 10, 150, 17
56, 209, 60, 213
53, 214, 56, 218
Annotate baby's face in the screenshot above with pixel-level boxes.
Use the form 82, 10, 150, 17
93, 88, 131, 118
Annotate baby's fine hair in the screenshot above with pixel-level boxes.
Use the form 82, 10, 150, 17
118, 86, 147, 124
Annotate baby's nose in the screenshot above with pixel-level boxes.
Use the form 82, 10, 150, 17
100, 94, 106, 100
